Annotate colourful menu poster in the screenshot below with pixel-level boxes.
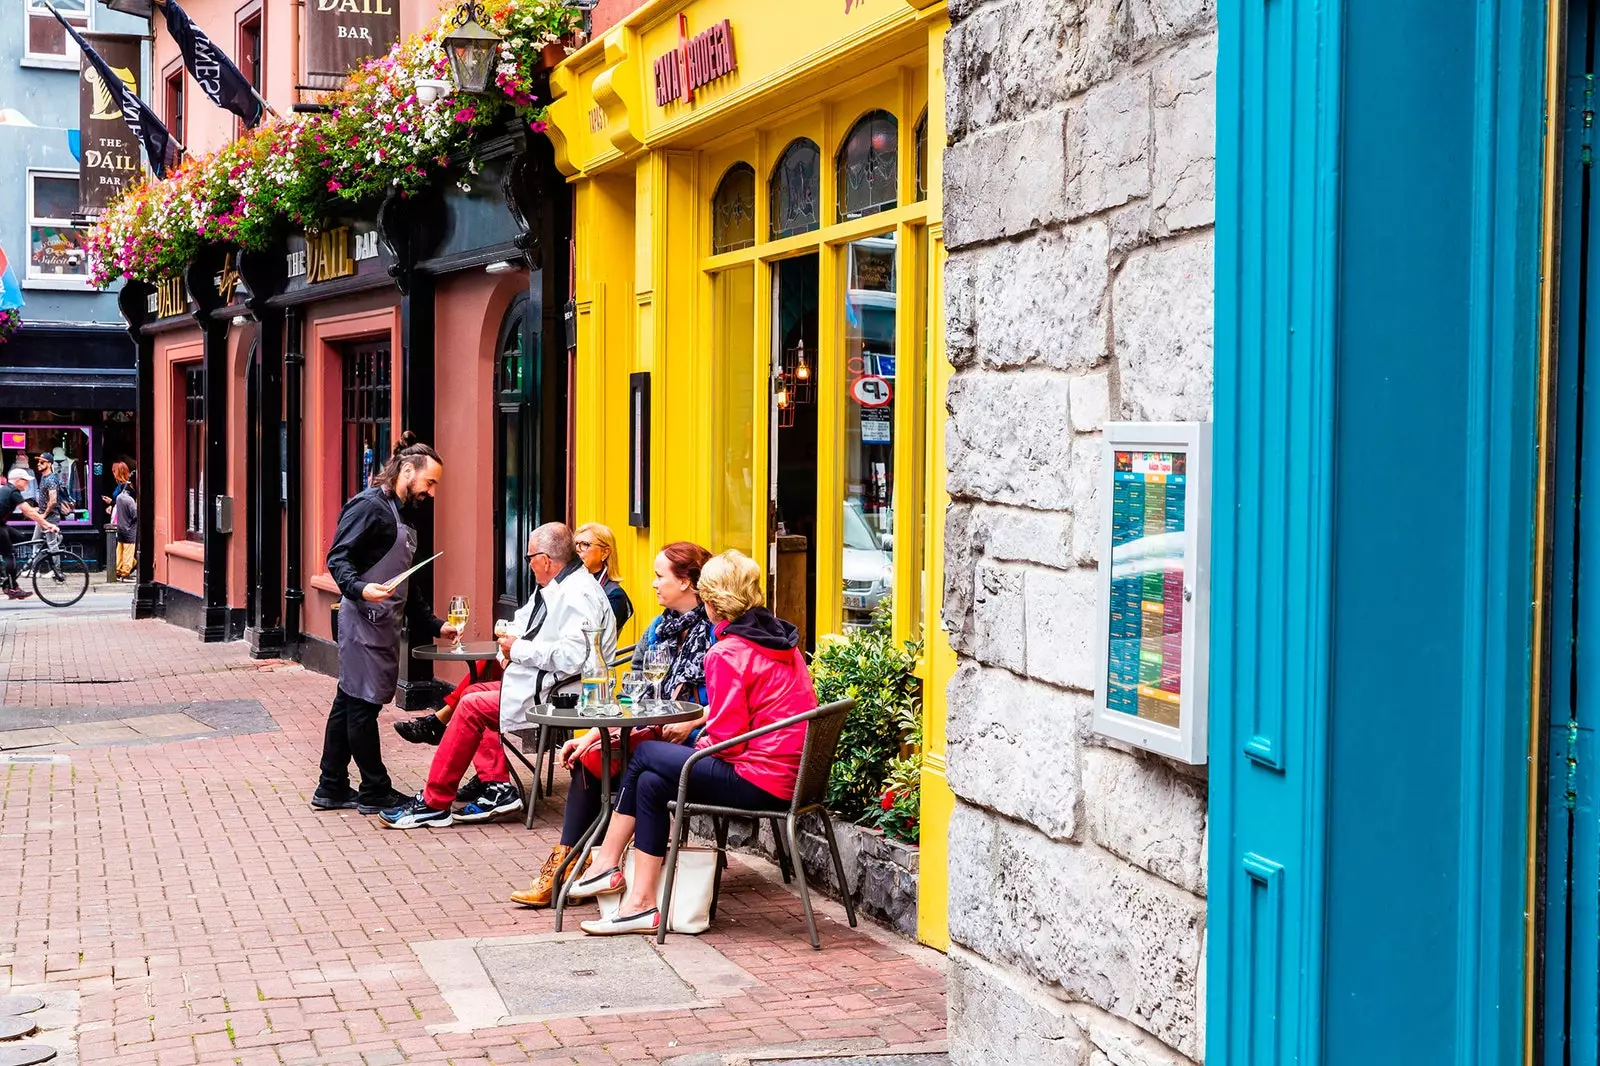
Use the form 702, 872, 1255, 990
1106, 450, 1187, 728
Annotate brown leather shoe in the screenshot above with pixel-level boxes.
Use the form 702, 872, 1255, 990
510, 845, 590, 908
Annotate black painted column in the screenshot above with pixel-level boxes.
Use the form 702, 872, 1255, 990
241, 250, 287, 658
526, 137, 571, 526
117, 280, 159, 620
185, 249, 232, 642
284, 307, 306, 646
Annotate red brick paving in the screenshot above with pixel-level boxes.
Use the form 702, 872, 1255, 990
0, 612, 947, 1064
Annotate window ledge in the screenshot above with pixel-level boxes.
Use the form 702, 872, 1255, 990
164, 540, 205, 562
310, 572, 342, 596
20, 56, 79, 71
24, 276, 94, 292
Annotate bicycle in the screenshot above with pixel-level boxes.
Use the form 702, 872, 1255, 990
13, 530, 91, 607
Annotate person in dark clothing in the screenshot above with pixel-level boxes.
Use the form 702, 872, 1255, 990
0, 469, 59, 600
311, 435, 459, 814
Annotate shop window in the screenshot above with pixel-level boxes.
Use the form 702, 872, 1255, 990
915, 110, 928, 203
769, 138, 821, 241
341, 341, 392, 502
840, 232, 897, 629
3, 425, 93, 528
183, 365, 205, 541
711, 163, 756, 254
836, 111, 898, 222
165, 67, 186, 146
495, 300, 533, 611
27, 171, 90, 285
711, 267, 755, 555
24, 0, 87, 64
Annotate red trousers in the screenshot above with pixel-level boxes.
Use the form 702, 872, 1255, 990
443, 659, 504, 710
423, 681, 509, 809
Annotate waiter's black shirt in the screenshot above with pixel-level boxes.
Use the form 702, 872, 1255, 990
326, 486, 443, 638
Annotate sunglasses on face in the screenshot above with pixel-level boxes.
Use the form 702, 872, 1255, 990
525, 551, 550, 562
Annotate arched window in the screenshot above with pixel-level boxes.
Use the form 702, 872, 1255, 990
915, 109, 928, 203
835, 110, 898, 222
711, 163, 757, 254
769, 138, 821, 240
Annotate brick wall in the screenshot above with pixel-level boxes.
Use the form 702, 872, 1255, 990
940, 1, 1217, 1063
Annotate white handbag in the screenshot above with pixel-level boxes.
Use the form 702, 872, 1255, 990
596, 845, 719, 934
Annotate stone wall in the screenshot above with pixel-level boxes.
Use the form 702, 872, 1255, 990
941, 1, 1216, 1063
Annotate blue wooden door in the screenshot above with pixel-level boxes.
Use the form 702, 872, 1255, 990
1548, 4, 1600, 1059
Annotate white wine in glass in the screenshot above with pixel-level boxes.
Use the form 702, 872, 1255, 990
642, 645, 671, 700
446, 595, 469, 643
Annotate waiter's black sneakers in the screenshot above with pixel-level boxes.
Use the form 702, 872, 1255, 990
357, 788, 415, 815
310, 788, 359, 811
394, 713, 447, 746
380, 795, 453, 829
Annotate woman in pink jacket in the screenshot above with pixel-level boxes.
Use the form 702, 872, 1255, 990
571, 549, 816, 935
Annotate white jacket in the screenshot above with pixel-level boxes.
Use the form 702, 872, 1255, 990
497, 562, 617, 729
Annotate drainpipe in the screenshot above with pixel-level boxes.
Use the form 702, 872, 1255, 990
284, 306, 305, 645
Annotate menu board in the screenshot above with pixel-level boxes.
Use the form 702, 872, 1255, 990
1105, 449, 1187, 727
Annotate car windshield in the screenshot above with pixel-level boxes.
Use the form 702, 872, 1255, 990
843, 500, 881, 551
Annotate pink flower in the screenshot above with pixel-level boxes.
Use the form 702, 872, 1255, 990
454, 106, 476, 123
529, 120, 548, 134
327, 179, 342, 192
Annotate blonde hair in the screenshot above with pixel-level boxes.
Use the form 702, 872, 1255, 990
697, 550, 765, 620
576, 522, 619, 575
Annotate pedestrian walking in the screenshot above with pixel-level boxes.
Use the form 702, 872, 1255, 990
311, 434, 459, 814
111, 475, 137, 581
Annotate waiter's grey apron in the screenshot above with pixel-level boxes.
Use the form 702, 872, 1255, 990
336, 496, 416, 705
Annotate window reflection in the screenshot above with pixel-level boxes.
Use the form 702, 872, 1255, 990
711, 163, 757, 254
841, 232, 897, 629
836, 111, 898, 222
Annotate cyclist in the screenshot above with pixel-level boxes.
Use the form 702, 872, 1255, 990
1, 468, 60, 601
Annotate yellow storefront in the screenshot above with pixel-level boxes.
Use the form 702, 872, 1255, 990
548, 0, 954, 948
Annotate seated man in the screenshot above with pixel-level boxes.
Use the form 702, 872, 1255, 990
381, 522, 617, 829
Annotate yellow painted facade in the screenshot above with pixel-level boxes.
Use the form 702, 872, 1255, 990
548, 0, 954, 950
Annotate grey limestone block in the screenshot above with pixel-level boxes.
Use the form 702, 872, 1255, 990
1150, 33, 1218, 238
1113, 232, 1214, 421
1066, 73, 1152, 220
945, 108, 1071, 249
1023, 564, 1102, 692
947, 370, 1076, 508
948, 951, 1091, 1066
1081, 746, 1208, 897
953, 223, 1110, 371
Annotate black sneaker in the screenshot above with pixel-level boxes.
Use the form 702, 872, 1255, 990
454, 782, 524, 824
394, 713, 447, 746
311, 789, 358, 811
454, 775, 489, 809
356, 788, 413, 815
379, 795, 453, 830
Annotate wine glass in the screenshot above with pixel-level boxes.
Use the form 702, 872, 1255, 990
642, 644, 672, 702
446, 595, 469, 644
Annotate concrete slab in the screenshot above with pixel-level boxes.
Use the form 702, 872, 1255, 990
0, 729, 66, 751
121, 713, 213, 738
54, 722, 141, 744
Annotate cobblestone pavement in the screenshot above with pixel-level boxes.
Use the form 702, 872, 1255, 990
0, 608, 947, 1065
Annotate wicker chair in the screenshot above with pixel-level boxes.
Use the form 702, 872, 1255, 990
657, 698, 858, 949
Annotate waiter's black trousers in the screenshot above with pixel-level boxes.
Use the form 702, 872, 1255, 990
0, 527, 14, 589
318, 687, 392, 800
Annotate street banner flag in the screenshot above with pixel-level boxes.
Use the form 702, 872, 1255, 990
47, 2, 180, 178
0, 245, 25, 313
161, 0, 264, 128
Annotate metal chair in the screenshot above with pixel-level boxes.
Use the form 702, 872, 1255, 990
511, 644, 636, 825
658, 698, 858, 949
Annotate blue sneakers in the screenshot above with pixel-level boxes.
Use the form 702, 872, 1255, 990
379, 794, 453, 829
454, 782, 524, 824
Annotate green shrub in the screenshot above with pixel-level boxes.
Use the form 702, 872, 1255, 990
811, 615, 922, 826
872, 696, 923, 845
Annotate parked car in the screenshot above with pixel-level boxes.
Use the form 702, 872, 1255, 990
842, 497, 893, 625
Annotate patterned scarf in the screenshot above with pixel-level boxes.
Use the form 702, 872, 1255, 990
652, 606, 715, 703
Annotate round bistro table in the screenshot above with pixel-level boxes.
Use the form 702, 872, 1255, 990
410, 640, 502, 684
504, 699, 704, 930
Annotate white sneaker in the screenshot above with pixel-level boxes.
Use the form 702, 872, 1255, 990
566, 865, 625, 899
581, 907, 660, 935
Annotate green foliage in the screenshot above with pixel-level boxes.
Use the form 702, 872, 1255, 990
811, 614, 922, 826
871, 697, 923, 845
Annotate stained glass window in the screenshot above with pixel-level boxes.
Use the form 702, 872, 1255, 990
836, 110, 898, 222
769, 138, 821, 240
711, 163, 756, 254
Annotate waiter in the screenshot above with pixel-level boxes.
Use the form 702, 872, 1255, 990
311, 435, 459, 814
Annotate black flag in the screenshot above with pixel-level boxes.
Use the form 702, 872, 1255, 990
48, 4, 180, 179
161, 0, 264, 128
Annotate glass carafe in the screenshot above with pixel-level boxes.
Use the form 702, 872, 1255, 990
580, 625, 612, 707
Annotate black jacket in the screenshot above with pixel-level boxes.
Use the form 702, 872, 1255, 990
326, 486, 443, 638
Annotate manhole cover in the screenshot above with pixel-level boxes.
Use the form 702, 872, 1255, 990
0, 1016, 37, 1040
0, 1045, 55, 1065
474, 938, 697, 1017
0, 999, 42, 1018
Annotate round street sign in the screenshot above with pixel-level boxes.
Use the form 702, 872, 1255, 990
850, 374, 892, 407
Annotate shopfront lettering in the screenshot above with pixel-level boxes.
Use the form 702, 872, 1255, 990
156, 275, 188, 319
589, 105, 606, 133
286, 248, 307, 278
844, 0, 866, 11
215, 253, 241, 304
653, 16, 735, 106
306, 226, 355, 283
305, 0, 398, 88
77, 32, 144, 215
316, 0, 392, 13
353, 229, 379, 261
